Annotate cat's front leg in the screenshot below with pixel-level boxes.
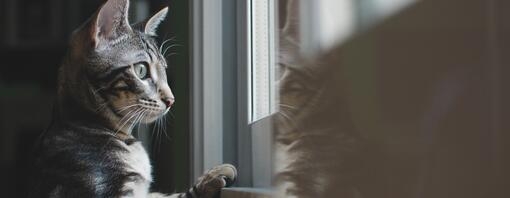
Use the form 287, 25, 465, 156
189, 164, 237, 198
149, 164, 236, 198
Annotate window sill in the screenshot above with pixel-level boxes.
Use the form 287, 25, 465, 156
221, 188, 273, 198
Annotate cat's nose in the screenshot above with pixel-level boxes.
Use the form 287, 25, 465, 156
158, 83, 175, 108
163, 97, 175, 108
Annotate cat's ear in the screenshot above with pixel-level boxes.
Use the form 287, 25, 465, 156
144, 7, 169, 36
282, 0, 299, 41
91, 0, 132, 48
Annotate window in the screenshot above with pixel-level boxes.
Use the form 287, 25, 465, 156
248, 0, 277, 188
188, 0, 508, 197
250, 0, 277, 123
190, 0, 417, 191
190, 0, 277, 192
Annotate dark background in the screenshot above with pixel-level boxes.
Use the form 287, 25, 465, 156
0, 0, 191, 196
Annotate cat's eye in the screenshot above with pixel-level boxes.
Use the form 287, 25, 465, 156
133, 62, 149, 79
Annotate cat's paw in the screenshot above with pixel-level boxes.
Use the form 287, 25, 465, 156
192, 164, 237, 198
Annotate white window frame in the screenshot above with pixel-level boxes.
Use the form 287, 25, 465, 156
190, 0, 225, 181
247, 0, 276, 188
190, 0, 275, 190
250, 0, 277, 123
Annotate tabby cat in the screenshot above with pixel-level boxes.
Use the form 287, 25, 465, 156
30, 0, 236, 197
274, 0, 362, 197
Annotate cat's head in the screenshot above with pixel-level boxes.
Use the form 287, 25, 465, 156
276, 0, 319, 141
275, 0, 339, 143
59, 0, 173, 132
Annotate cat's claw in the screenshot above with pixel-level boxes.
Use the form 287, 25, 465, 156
193, 164, 237, 198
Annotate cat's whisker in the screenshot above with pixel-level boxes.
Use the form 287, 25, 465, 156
158, 119, 162, 145
118, 104, 141, 112
278, 111, 292, 121
117, 106, 139, 117
167, 109, 176, 119
95, 103, 108, 112
160, 117, 165, 140
135, 109, 148, 125
159, 40, 171, 53
135, 109, 147, 133
163, 43, 181, 52
278, 111, 297, 128
150, 115, 158, 154
116, 111, 138, 135
156, 117, 162, 153
151, 117, 160, 143
117, 108, 139, 128
165, 52, 179, 59
158, 116, 166, 153
158, 33, 169, 50
163, 44, 182, 57
161, 115, 171, 141
156, 116, 162, 138
117, 107, 142, 132
160, 39, 175, 55
133, 111, 142, 133
135, 123, 141, 138
159, 36, 176, 53
160, 117, 164, 137
133, 108, 149, 134
92, 86, 108, 96
115, 108, 143, 135
151, 110, 164, 154
279, 103, 298, 110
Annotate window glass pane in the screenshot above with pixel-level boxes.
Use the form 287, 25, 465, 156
251, 0, 276, 122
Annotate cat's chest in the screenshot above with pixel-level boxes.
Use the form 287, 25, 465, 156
118, 141, 152, 182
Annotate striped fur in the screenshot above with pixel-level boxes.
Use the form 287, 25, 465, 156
30, 0, 236, 197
